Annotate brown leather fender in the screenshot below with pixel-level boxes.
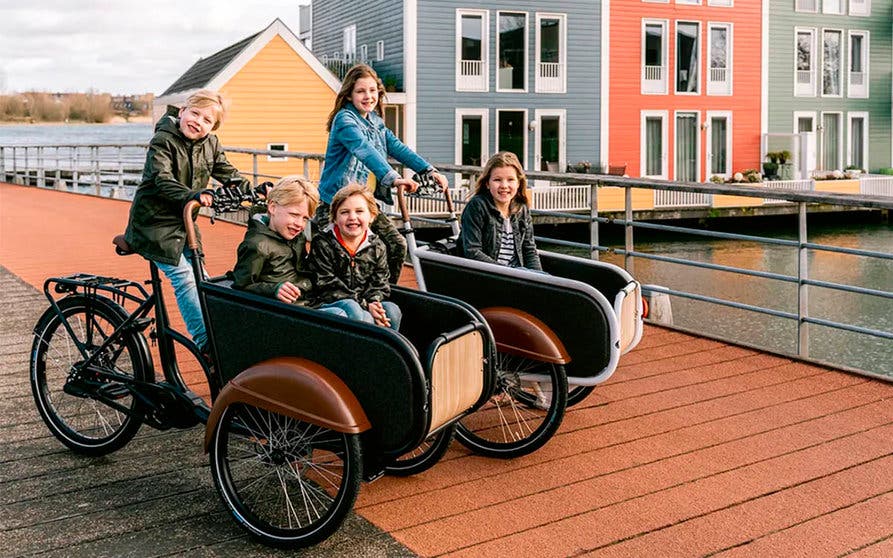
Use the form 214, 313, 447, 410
480, 306, 570, 365
204, 357, 371, 452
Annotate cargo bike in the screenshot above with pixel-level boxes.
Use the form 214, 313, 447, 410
395, 177, 644, 456
28, 191, 498, 548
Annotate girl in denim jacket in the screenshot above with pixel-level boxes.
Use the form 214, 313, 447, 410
316, 64, 447, 283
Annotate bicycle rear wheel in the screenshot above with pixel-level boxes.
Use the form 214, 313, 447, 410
455, 352, 567, 458
210, 403, 362, 548
30, 295, 150, 455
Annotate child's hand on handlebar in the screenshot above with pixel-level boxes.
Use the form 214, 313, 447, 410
275, 282, 302, 304
394, 176, 419, 194
368, 301, 391, 328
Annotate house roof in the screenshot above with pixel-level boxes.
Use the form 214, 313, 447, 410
161, 32, 261, 96
158, 18, 340, 98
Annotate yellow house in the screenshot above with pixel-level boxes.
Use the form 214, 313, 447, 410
153, 19, 340, 183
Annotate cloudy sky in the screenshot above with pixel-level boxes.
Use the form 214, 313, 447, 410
0, 0, 307, 95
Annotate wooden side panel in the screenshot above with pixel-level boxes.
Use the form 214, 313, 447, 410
428, 331, 485, 433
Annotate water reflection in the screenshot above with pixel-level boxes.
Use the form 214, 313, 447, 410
587, 221, 893, 377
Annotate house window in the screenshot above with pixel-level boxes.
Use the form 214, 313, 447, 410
376, 40, 385, 61
676, 0, 700, 5
707, 24, 732, 95
707, 0, 733, 6
849, 0, 870, 15
822, 29, 843, 97
456, 10, 488, 92
455, 109, 489, 186
823, 0, 845, 14
847, 113, 868, 170
267, 143, 288, 161
707, 112, 732, 177
676, 22, 700, 94
343, 25, 356, 61
795, 29, 817, 96
535, 13, 566, 93
360, 44, 368, 61
821, 112, 842, 171
847, 31, 869, 98
640, 111, 668, 179
497, 109, 527, 167
497, 12, 528, 91
675, 112, 699, 182
642, 20, 668, 95
795, 0, 818, 12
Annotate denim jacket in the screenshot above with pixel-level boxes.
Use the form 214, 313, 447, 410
318, 104, 432, 205
459, 193, 542, 271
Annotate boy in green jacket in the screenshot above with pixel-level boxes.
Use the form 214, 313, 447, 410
124, 89, 249, 354
231, 176, 346, 316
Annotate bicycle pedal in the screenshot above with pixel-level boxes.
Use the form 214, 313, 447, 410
98, 383, 130, 399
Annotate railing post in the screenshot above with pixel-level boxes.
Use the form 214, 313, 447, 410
37, 146, 45, 187
72, 147, 79, 190
54, 147, 61, 188
303, 157, 310, 178
252, 153, 259, 187
93, 146, 101, 195
797, 202, 809, 357
624, 186, 634, 274
23, 147, 29, 185
117, 146, 124, 197
589, 182, 599, 260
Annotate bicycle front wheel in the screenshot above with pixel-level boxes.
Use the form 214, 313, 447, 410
210, 403, 362, 548
30, 295, 150, 455
455, 352, 567, 458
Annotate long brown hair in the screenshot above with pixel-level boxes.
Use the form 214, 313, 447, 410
325, 64, 387, 131
473, 151, 530, 210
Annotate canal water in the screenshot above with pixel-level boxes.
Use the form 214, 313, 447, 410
4, 123, 891, 377
548, 214, 893, 378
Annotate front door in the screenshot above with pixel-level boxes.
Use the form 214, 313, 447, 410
534, 109, 565, 186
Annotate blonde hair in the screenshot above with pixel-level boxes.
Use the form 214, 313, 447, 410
473, 151, 530, 208
184, 89, 226, 130
267, 175, 320, 215
326, 64, 386, 131
329, 183, 379, 222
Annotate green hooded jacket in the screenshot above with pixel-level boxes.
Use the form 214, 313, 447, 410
124, 105, 248, 265
231, 214, 313, 301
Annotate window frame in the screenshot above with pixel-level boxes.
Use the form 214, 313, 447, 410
706, 22, 733, 96
795, 0, 819, 12
847, 30, 869, 99
376, 40, 385, 61
455, 9, 490, 93
820, 28, 844, 98
496, 108, 529, 168
822, 0, 846, 14
342, 24, 357, 61
849, 0, 871, 16
705, 110, 733, 178
359, 44, 368, 62
641, 19, 669, 95
496, 11, 529, 93
534, 12, 567, 94
707, 0, 733, 6
846, 112, 869, 170
675, 20, 701, 95
794, 27, 817, 97
533, 108, 567, 174
640, 110, 669, 179
674, 110, 702, 182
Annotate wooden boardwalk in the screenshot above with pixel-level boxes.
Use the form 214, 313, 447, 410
1, 182, 892, 557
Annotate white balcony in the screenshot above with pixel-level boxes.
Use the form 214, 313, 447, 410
707, 67, 731, 95
457, 59, 486, 91
536, 62, 564, 93
849, 71, 867, 97
642, 65, 667, 94
795, 69, 815, 96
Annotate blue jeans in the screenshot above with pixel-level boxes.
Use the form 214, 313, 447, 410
155, 249, 207, 350
318, 299, 402, 331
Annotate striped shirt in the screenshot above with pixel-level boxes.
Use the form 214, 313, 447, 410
496, 218, 517, 266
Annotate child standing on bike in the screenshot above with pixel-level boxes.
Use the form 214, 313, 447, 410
309, 184, 402, 330
458, 151, 542, 271
317, 63, 447, 283
124, 89, 249, 353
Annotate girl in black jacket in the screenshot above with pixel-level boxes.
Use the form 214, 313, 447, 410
459, 151, 542, 270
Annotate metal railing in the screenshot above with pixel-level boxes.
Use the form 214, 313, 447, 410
3, 144, 892, 379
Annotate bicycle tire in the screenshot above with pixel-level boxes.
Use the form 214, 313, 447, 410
385, 423, 455, 476
30, 294, 151, 455
210, 402, 362, 548
455, 352, 567, 458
